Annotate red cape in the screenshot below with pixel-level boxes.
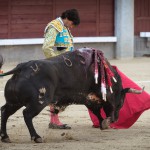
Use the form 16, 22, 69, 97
88, 66, 150, 129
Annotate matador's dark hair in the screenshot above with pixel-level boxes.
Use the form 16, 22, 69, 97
61, 9, 80, 26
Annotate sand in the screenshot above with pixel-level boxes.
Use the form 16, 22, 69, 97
0, 57, 150, 150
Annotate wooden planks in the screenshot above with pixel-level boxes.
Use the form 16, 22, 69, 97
0, 0, 114, 38
0, 0, 9, 38
135, 0, 150, 35
99, 0, 114, 36
10, 0, 53, 38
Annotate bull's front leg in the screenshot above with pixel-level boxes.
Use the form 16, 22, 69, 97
86, 93, 111, 129
103, 102, 115, 123
86, 104, 105, 129
92, 108, 111, 130
86, 100, 110, 130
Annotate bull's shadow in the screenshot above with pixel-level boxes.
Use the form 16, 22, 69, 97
0, 47, 143, 143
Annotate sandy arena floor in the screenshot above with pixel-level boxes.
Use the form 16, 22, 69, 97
0, 57, 150, 150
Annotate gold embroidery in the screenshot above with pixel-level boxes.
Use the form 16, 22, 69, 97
43, 19, 74, 58
50, 20, 63, 32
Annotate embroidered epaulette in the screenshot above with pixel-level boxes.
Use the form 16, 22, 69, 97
48, 19, 63, 32
44, 19, 63, 33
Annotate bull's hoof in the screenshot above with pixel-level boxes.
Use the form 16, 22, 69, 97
1, 137, 11, 143
31, 135, 43, 143
34, 137, 43, 143
101, 117, 111, 130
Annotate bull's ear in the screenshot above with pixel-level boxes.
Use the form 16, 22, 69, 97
122, 87, 144, 94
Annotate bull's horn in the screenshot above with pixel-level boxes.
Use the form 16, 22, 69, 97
128, 86, 145, 94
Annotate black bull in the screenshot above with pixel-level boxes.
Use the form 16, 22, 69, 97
0, 48, 143, 143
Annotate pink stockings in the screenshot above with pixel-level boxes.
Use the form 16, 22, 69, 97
50, 106, 63, 125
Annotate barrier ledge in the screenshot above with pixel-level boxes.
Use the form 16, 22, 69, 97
0, 37, 117, 46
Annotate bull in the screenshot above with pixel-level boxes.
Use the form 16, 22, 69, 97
0, 47, 143, 143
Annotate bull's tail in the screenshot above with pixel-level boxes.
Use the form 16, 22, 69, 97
0, 54, 24, 77
0, 67, 20, 77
